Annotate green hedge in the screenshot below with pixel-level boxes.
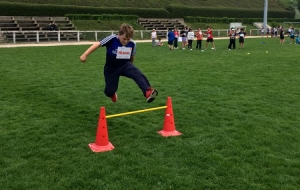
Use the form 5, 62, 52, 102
166, 4, 294, 18
0, 2, 169, 17
65, 14, 139, 21
0, 1, 294, 19
184, 17, 300, 24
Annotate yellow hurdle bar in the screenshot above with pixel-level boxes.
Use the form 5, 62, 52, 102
106, 106, 167, 119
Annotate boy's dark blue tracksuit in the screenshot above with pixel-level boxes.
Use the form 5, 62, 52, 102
100, 34, 151, 97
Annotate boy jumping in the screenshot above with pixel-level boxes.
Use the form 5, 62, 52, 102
80, 23, 158, 103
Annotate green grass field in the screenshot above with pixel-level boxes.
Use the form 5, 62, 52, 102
1, 37, 300, 189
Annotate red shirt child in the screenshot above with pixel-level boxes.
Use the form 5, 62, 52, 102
205, 27, 215, 49
206, 28, 213, 39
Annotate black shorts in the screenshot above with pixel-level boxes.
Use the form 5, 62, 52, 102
168, 40, 174, 45
206, 38, 213, 43
239, 37, 244, 43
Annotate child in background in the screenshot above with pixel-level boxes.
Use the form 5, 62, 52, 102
173, 28, 179, 49
167, 29, 175, 50
80, 23, 158, 103
195, 28, 203, 50
204, 26, 215, 50
180, 27, 188, 49
187, 28, 195, 50
156, 37, 163, 46
279, 26, 285, 44
151, 29, 157, 47
289, 28, 295, 44
296, 33, 300, 44
238, 28, 247, 49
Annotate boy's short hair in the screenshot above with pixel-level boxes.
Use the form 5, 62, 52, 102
119, 23, 134, 38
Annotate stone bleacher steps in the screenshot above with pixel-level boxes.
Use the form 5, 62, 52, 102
138, 18, 186, 38
0, 16, 78, 42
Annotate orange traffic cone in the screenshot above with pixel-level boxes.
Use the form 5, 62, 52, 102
158, 97, 182, 137
89, 107, 114, 152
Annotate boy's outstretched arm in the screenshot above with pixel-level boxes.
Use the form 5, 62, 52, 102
80, 42, 101, 62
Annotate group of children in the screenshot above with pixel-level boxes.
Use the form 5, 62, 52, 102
227, 27, 247, 50
261, 25, 300, 44
155, 25, 300, 50
153, 26, 248, 51
276, 25, 300, 45
174, 26, 216, 50
284, 26, 300, 44
152, 26, 216, 50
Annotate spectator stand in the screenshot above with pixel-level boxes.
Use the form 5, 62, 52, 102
0, 16, 78, 42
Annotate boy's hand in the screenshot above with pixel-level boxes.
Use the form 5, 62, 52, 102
80, 54, 87, 62
79, 42, 100, 63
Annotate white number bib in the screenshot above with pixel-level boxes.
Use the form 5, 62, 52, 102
116, 47, 132, 59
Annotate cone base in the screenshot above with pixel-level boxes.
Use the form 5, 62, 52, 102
88, 142, 115, 152
158, 130, 182, 137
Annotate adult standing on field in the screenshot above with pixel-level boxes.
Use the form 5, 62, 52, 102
228, 27, 236, 50
151, 29, 157, 47
204, 26, 215, 50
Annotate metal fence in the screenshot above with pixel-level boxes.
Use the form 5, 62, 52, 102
249, 28, 300, 36
1, 28, 299, 44
0, 29, 234, 44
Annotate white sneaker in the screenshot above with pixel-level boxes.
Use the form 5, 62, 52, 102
211, 48, 215, 50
